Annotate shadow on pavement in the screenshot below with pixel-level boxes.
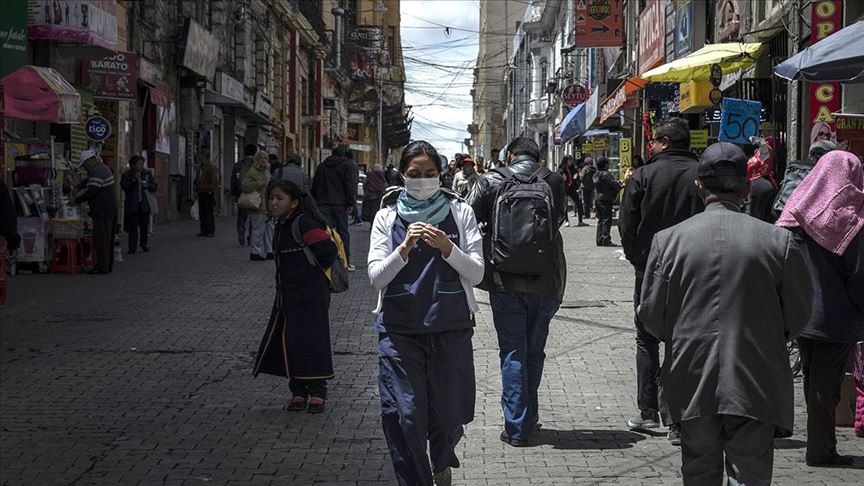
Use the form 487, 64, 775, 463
527, 428, 647, 449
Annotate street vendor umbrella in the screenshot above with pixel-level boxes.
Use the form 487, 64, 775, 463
774, 21, 864, 83
640, 43, 764, 83
1, 66, 81, 123
557, 103, 587, 144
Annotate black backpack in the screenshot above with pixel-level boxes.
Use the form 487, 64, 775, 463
490, 165, 556, 275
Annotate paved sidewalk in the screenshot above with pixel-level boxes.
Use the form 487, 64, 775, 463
1, 216, 862, 485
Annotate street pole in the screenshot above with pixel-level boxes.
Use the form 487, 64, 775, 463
378, 76, 383, 166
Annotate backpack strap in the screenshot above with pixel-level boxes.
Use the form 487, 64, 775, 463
290, 216, 319, 267
491, 166, 515, 180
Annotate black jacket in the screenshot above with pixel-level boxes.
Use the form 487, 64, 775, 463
618, 149, 704, 273
747, 177, 778, 223
230, 156, 254, 197
593, 170, 620, 202
120, 169, 157, 214
465, 158, 568, 300
794, 228, 864, 343
311, 155, 358, 207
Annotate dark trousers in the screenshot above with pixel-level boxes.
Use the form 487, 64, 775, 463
566, 191, 584, 223
378, 330, 475, 486
581, 188, 595, 218
320, 205, 351, 263
680, 415, 776, 486
633, 275, 660, 412
490, 291, 561, 439
198, 192, 216, 236
93, 215, 116, 273
799, 337, 854, 462
236, 207, 248, 243
595, 199, 613, 245
125, 212, 149, 252
289, 378, 327, 399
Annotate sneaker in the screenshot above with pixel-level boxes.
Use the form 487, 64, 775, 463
250, 254, 267, 261
667, 424, 681, 446
433, 467, 452, 486
627, 410, 660, 430
806, 453, 854, 467
500, 430, 528, 447
564, 221, 571, 227
577, 222, 589, 227
307, 396, 325, 413
346, 264, 356, 272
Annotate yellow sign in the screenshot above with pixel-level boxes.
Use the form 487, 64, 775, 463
679, 79, 713, 114
619, 138, 632, 181
582, 142, 594, 152
593, 138, 608, 151
690, 129, 709, 149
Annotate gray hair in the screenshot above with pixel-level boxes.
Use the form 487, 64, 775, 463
254, 150, 269, 163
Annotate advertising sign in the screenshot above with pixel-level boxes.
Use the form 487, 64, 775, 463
714, 0, 741, 43
719, 98, 762, 145
582, 141, 595, 153
28, 0, 117, 51
0, 0, 27, 79
678, 80, 713, 114
81, 52, 137, 101
346, 26, 383, 83
562, 84, 590, 107
808, 0, 842, 147
618, 138, 632, 181
575, 0, 624, 48
85, 115, 111, 142
836, 116, 864, 158
593, 138, 608, 151
690, 129, 708, 149
179, 18, 219, 80
674, 0, 693, 58
638, 0, 665, 76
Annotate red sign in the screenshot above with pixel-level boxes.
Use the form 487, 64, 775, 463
638, 0, 665, 76
561, 84, 590, 107
808, 0, 842, 147
575, 0, 624, 48
81, 52, 137, 101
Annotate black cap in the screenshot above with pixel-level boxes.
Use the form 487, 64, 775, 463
698, 142, 748, 177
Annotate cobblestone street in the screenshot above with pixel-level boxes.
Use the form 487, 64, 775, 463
2, 216, 862, 485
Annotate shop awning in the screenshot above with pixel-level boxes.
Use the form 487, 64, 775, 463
1, 66, 81, 123
600, 78, 647, 124
774, 21, 864, 83
148, 87, 169, 107
555, 103, 587, 145
640, 43, 764, 83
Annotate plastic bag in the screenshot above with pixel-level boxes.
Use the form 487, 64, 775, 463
191, 200, 199, 221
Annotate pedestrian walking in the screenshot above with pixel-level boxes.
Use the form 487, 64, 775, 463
354, 166, 366, 225
240, 151, 273, 261
488, 147, 502, 170
773, 140, 836, 213
558, 155, 586, 227
592, 157, 621, 246
253, 180, 337, 413
195, 151, 220, 237
776, 149, 864, 467
452, 155, 478, 197
231, 144, 257, 246
311, 145, 358, 271
618, 117, 704, 444
639, 142, 812, 485
367, 140, 484, 486
73, 149, 118, 274
272, 154, 311, 193
363, 163, 388, 223
120, 155, 157, 253
466, 136, 567, 447
579, 157, 596, 219
745, 147, 779, 223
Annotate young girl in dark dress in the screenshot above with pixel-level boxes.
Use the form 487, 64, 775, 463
252, 180, 338, 413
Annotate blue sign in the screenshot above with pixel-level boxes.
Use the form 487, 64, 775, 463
85, 116, 112, 142
719, 98, 762, 145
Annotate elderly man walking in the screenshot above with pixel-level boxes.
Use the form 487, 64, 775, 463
638, 142, 813, 485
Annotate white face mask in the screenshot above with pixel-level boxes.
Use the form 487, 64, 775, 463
403, 177, 440, 201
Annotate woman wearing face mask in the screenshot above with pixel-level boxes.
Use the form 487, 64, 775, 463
253, 180, 338, 413
368, 140, 484, 486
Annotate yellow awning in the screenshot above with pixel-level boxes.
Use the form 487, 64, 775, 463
640, 43, 764, 83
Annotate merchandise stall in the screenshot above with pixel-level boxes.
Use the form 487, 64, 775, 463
2, 65, 92, 274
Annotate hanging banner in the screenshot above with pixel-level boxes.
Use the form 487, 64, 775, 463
638, 0, 665, 76
808, 0, 842, 147
618, 138, 632, 181
719, 98, 762, 145
80, 52, 137, 101
575, 0, 624, 48
582, 141, 595, 153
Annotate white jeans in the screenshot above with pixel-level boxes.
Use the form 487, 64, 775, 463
249, 213, 273, 257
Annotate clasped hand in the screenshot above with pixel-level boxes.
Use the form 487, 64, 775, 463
399, 222, 454, 259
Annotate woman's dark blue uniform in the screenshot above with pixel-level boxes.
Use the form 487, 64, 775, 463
376, 211, 476, 486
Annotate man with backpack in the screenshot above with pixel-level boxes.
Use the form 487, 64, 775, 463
466, 136, 568, 447
272, 154, 311, 193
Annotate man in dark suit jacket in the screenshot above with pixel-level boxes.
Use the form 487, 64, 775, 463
638, 142, 813, 485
